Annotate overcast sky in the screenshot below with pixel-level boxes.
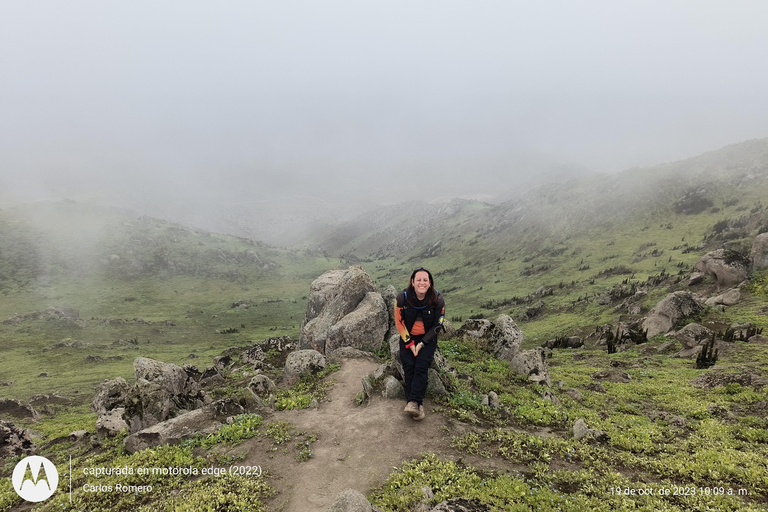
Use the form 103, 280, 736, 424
2, 1, 768, 207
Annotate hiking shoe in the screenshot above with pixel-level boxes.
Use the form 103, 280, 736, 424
404, 401, 419, 416
413, 404, 425, 421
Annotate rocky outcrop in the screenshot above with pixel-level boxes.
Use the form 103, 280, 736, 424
382, 285, 398, 342
642, 291, 704, 338
751, 233, 768, 271
248, 375, 277, 396
0, 420, 35, 458
92, 358, 209, 435
300, 266, 388, 354
456, 319, 493, 340
694, 249, 749, 290
283, 350, 326, 384
490, 315, 524, 361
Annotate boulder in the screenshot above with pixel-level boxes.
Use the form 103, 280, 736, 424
248, 375, 276, 396
426, 369, 449, 398
0, 419, 35, 458
382, 376, 405, 400
751, 233, 768, 271
123, 358, 209, 433
705, 289, 742, 306
688, 272, 705, 286
694, 249, 749, 290
457, 319, 493, 340
300, 266, 388, 354
327, 488, 373, 512
123, 408, 222, 454
592, 370, 631, 383
673, 323, 714, 349
656, 340, 679, 354
283, 350, 326, 384
324, 292, 389, 354
490, 315, 524, 361
327, 347, 380, 364
564, 388, 583, 401
488, 391, 500, 409
95, 408, 128, 437
389, 334, 405, 380
92, 377, 131, 416
642, 291, 704, 338
509, 348, 550, 386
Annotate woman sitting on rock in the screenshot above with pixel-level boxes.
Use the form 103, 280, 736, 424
395, 267, 445, 421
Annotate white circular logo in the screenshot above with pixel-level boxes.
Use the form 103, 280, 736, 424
12, 456, 59, 502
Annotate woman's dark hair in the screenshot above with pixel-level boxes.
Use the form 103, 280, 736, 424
406, 267, 438, 307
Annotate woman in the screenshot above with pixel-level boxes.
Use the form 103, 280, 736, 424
395, 267, 445, 421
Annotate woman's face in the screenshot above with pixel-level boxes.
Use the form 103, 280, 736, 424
412, 270, 431, 297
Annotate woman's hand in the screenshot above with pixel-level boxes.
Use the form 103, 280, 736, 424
413, 342, 424, 356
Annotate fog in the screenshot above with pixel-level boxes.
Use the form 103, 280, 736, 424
2, 1, 768, 240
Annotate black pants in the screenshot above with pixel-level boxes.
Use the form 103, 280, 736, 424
399, 336, 437, 406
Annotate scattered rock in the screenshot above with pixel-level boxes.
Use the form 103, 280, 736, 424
0, 419, 35, 457
573, 418, 608, 443
542, 390, 560, 406
585, 383, 606, 393
456, 319, 493, 340
283, 350, 326, 384
382, 376, 405, 400
248, 375, 277, 397
705, 289, 742, 306
673, 323, 714, 349
673, 346, 703, 359
488, 391, 500, 409
509, 348, 551, 386
592, 370, 631, 383
694, 249, 749, 290
688, 271, 705, 286
95, 408, 128, 437
123, 408, 222, 454
656, 340, 678, 354
430, 498, 489, 512
327, 488, 373, 512
300, 266, 388, 354
642, 291, 704, 338
564, 388, 583, 401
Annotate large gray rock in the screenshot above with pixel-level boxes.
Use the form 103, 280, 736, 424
327, 488, 373, 512
457, 319, 493, 340
509, 348, 550, 386
694, 249, 749, 290
705, 289, 742, 306
300, 266, 388, 354
117, 358, 209, 433
248, 375, 277, 396
283, 349, 326, 384
751, 233, 768, 271
426, 368, 449, 398
490, 314, 524, 361
325, 292, 389, 354
642, 291, 704, 338
382, 376, 405, 400
95, 408, 128, 437
123, 408, 222, 454
92, 377, 131, 416
673, 323, 714, 349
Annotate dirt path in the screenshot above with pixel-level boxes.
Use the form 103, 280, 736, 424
240, 358, 463, 512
